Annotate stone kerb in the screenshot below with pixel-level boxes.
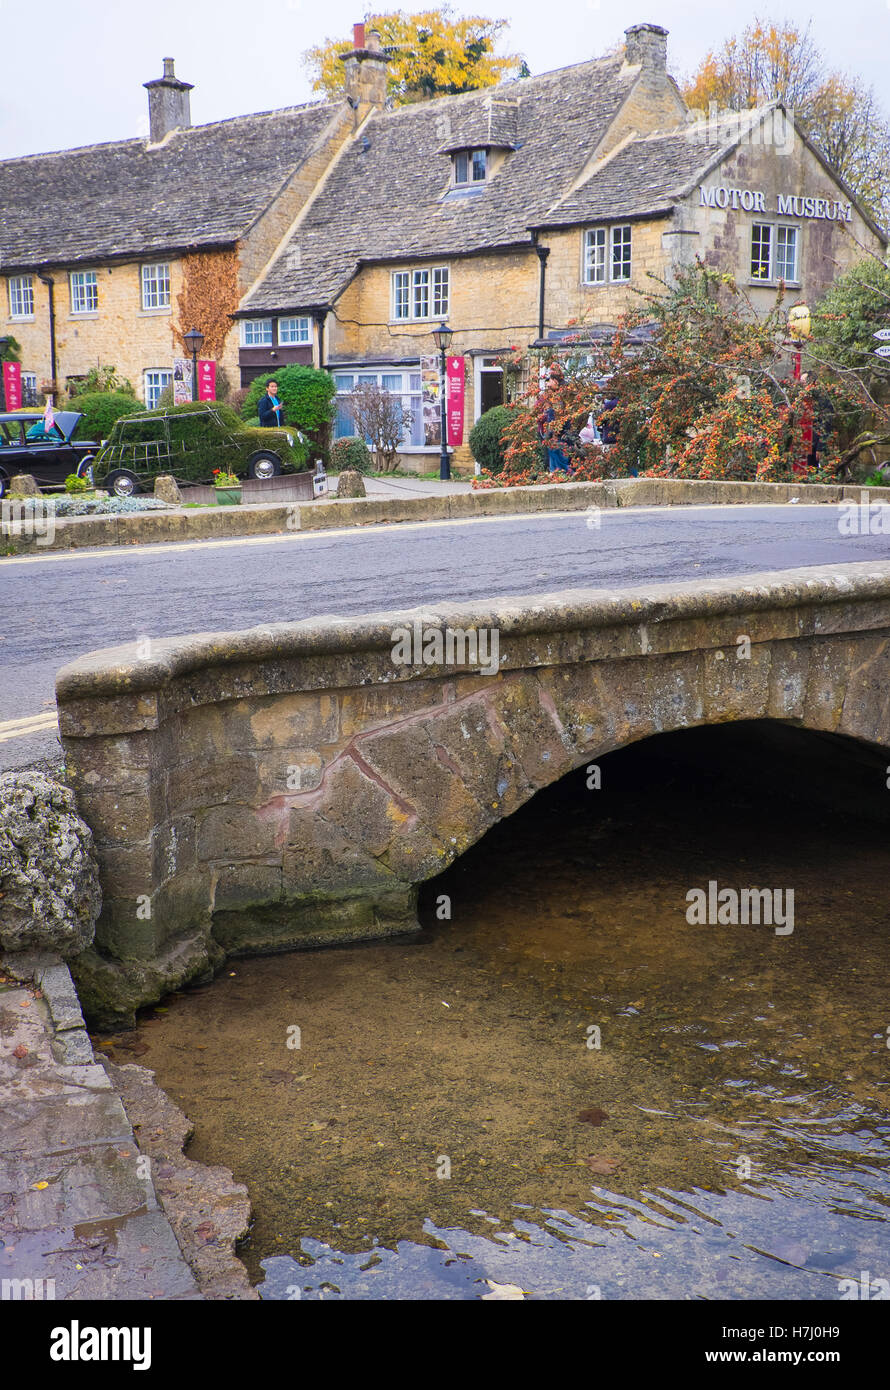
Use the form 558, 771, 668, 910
55, 561, 890, 1026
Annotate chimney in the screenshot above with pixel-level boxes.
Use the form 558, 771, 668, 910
339, 24, 388, 111
143, 57, 194, 144
624, 23, 668, 71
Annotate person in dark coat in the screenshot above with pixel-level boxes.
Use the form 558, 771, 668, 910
258, 380, 285, 428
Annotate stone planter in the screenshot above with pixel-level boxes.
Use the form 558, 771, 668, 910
214, 487, 242, 506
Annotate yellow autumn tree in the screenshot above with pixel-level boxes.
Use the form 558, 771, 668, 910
683, 16, 890, 226
304, 9, 527, 105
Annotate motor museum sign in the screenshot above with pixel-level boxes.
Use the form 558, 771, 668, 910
700, 185, 853, 221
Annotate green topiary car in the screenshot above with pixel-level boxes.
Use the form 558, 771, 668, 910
93, 401, 307, 497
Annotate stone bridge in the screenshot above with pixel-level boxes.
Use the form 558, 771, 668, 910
56, 561, 890, 1026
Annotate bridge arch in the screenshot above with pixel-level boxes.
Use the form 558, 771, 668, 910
56, 562, 890, 1025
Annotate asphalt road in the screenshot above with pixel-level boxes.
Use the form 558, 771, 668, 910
2, 503, 888, 771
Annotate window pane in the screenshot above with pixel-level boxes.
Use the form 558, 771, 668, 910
9, 276, 34, 317
413, 270, 430, 319
242, 319, 273, 345
279, 316, 310, 344
454, 152, 468, 184
776, 226, 797, 282
334, 374, 354, 392
393, 271, 409, 319
472, 149, 487, 181
433, 267, 449, 317
141, 263, 170, 310
381, 374, 402, 391
584, 228, 606, 284
751, 224, 772, 280
71, 271, 98, 313
611, 225, 631, 281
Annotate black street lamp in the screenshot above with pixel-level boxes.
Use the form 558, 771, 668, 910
432, 320, 453, 481
183, 328, 205, 402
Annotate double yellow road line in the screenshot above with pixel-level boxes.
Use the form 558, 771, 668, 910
0, 711, 58, 744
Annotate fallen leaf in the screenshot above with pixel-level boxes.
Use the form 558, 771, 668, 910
12, 1044, 27, 1059
481, 1280, 526, 1300
584, 1155, 622, 1175
31, 1181, 49, 1190
577, 1107, 609, 1125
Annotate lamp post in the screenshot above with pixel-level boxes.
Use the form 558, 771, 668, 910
432, 320, 453, 481
183, 328, 205, 402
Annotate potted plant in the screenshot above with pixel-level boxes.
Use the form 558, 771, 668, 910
212, 468, 242, 505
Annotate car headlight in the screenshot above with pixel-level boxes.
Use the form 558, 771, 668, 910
286, 433, 294, 446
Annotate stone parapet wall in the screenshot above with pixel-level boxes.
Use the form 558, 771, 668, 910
56, 561, 890, 1026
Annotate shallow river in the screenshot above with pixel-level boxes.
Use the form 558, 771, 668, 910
101, 724, 890, 1299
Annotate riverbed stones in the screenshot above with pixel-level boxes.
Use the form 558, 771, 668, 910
336, 468, 366, 498
0, 772, 101, 956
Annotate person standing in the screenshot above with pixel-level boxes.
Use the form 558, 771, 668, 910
259, 380, 285, 428
537, 364, 571, 472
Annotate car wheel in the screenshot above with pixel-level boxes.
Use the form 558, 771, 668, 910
247, 451, 281, 480
104, 469, 141, 498
76, 456, 95, 486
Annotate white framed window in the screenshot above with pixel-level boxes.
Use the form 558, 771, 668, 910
141, 262, 171, 310
69, 270, 98, 314
241, 318, 273, 346
333, 368, 424, 448
751, 223, 772, 281
8, 275, 34, 319
750, 223, 799, 283
583, 225, 631, 284
144, 369, 172, 410
279, 316, 311, 345
611, 224, 632, 282
453, 148, 487, 185
21, 371, 38, 406
775, 225, 799, 283
392, 267, 449, 321
583, 228, 606, 284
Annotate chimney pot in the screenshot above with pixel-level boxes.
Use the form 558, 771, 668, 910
163, 56, 175, 78
353, 22, 365, 49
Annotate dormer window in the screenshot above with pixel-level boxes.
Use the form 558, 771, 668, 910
454, 148, 487, 186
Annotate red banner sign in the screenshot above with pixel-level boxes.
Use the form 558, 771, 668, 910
2, 361, 22, 410
446, 355, 464, 447
197, 359, 217, 401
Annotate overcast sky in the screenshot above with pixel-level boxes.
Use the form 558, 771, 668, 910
2, 0, 889, 158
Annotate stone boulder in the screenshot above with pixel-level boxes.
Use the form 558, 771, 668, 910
0, 772, 101, 955
153, 474, 181, 505
336, 468, 366, 499
8, 474, 41, 497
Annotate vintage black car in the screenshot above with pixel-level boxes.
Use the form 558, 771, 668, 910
0, 411, 99, 497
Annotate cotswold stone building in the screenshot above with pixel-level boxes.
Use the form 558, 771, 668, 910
1, 23, 885, 463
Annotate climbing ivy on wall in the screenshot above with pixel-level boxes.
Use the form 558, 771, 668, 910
174, 250, 241, 361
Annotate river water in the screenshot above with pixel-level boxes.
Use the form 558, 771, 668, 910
101, 722, 890, 1300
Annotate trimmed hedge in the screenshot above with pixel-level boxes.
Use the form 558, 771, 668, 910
469, 405, 512, 473
330, 436, 373, 474
241, 366, 335, 432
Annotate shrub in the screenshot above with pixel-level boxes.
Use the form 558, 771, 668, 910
330, 436, 373, 474
67, 365, 134, 397
73, 390, 142, 442
469, 405, 512, 472
240, 365, 335, 433
64, 473, 89, 494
